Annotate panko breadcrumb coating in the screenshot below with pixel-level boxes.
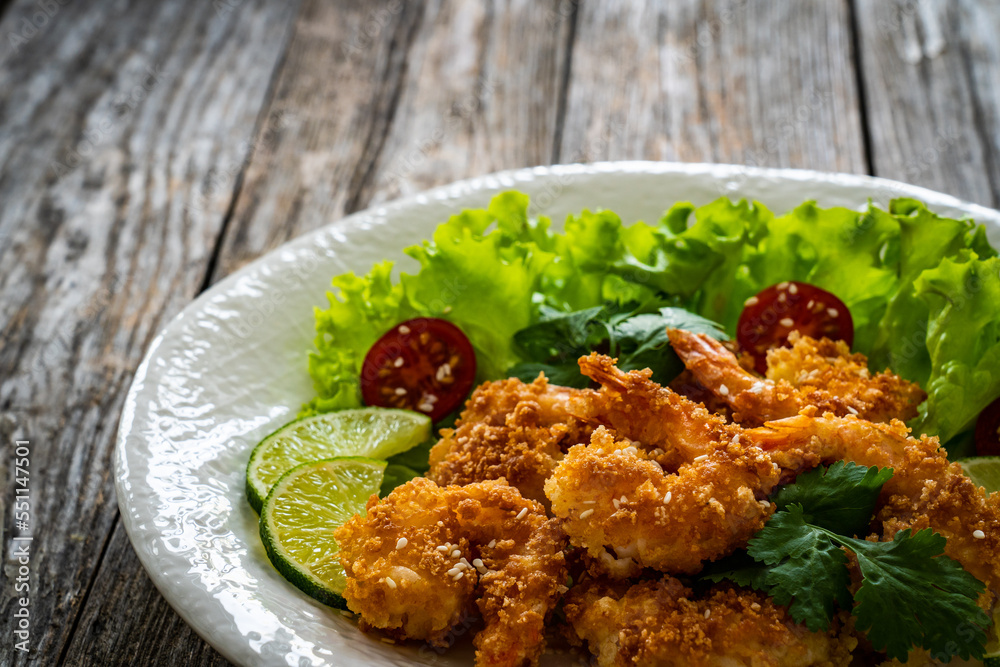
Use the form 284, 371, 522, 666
668, 329, 926, 426
335, 477, 567, 667
428, 375, 593, 504
564, 576, 857, 666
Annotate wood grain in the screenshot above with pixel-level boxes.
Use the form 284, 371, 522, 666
212, 0, 574, 280
854, 0, 1000, 206
0, 0, 299, 664
560, 0, 866, 175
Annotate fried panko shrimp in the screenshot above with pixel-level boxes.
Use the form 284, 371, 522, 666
335, 477, 568, 667
564, 576, 856, 667
545, 426, 779, 576
575, 352, 739, 469
668, 329, 926, 426
747, 409, 1000, 601
428, 375, 593, 504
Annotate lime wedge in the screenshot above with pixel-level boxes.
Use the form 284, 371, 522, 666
259, 457, 385, 609
958, 457, 1000, 494
246, 408, 430, 512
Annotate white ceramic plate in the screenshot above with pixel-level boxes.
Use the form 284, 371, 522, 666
115, 162, 1000, 667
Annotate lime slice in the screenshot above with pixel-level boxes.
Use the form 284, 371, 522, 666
259, 457, 385, 609
246, 408, 430, 512
958, 457, 1000, 494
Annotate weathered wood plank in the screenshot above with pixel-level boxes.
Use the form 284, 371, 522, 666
854, 0, 1000, 207
61, 526, 235, 666
0, 0, 300, 665
559, 0, 866, 175
212, 0, 573, 280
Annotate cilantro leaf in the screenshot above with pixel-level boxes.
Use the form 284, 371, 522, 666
844, 529, 989, 661
746, 505, 853, 631
707, 464, 989, 661
701, 549, 772, 591
771, 461, 893, 536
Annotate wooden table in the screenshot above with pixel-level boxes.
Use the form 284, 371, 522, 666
2, 0, 999, 664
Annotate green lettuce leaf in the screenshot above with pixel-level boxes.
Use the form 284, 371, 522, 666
910, 253, 1000, 443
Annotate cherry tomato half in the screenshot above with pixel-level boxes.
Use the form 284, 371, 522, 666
975, 397, 1000, 457
736, 281, 854, 374
360, 317, 477, 422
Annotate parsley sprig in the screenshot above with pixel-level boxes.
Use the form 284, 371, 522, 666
705, 462, 989, 661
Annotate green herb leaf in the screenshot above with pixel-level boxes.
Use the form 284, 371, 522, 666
771, 461, 893, 536
746, 505, 853, 631
845, 528, 989, 661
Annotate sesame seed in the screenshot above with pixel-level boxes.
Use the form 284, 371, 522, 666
394, 387, 407, 396
806, 299, 815, 310
582, 500, 596, 504
381, 638, 395, 644
473, 558, 484, 569
650, 460, 663, 471
451, 549, 461, 558
788, 283, 798, 295
778, 292, 787, 303
460, 557, 471, 567
453, 571, 464, 581
693, 454, 708, 462
455, 562, 467, 571
385, 577, 397, 589
704, 609, 711, 619
442, 305, 452, 313
974, 529, 986, 539
718, 384, 729, 396
487, 539, 496, 548
623, 446, 638, 456
398, 325, 411, 334
827, 308, 839, 318
393, 357, 404, 368
446, 567, 461, 577
731, 434, 741, 445
620, 495, 627, 504
750, 602, 761, 612
339, 610, 355, 618
777, 281, 789, 290
516, 508, 528, 520
436, 545, 449, 552
780, 318, 794, 327
846, 406, 859, 416
396, 537, 408, 549
580, 509, 595, 519
436, 363, 452, 381
651, 448, 665, 457
744, 296, 759, 307
612, 499, 620, 510
663, 491, 672, 504
750, 382, 764, 394
612, 449, 622, 455
418, 402, 434, 413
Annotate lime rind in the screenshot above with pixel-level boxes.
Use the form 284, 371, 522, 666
259, 457, 386, 609
246, 408, 430, 512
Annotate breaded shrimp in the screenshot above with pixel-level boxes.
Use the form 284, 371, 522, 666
747, 409, 1000, 602
335, 477, 568, 667
564, 576, 857, 666
576, 352, 739, 468
428, 375, 593, 504
545, 426, 778, 576
668, 329, 925, 425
